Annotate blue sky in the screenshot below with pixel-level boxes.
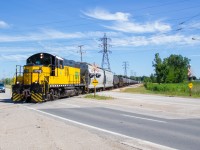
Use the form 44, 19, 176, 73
0, 0, 200, 79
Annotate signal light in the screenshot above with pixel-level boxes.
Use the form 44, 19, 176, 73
96, 73, 101, 78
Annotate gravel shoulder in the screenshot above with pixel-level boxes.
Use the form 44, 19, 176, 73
0, 101, 134, 150
0, 89, 135, 150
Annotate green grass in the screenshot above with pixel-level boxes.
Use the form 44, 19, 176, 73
84, 94, 114, 100
123, 85, 152, 94
122, 82, 200, 98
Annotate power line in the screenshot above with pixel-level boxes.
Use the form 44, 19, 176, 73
99, 33, 112, 71
127, 0, 189, 12
131, 4, 200, 20
164, 12, 200, 34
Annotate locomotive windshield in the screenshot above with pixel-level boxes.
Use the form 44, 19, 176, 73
26, 53, 54, 66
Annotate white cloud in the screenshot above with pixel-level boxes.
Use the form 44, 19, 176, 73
112, 36, 149, 47
0, 29, 84, 42
83, 8, 171, 33
150, 34, 185, 45
105, 21, 171, 33
40, 29, 84, 39
83, 8, 130, 21
188, 22, 200, 29
112, 34, 200, 47
0, 54, 29, 61
0, 30, 122, 43
0, 20, 9, 28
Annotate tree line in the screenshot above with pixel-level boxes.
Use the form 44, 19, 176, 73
149, 53, 197, 83
0, 78, 14, 85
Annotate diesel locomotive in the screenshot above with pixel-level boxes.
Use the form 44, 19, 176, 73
12, 52, 138, 103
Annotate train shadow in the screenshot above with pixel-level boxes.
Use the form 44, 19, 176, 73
0, 98, 14, 103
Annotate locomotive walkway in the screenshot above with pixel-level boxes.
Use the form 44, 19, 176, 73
1, 87, 200, 150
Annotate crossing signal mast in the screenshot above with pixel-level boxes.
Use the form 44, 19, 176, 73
99, 33, 111, 71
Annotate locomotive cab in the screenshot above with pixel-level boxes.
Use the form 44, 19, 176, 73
26, 53, 63, 77
24, 53, 63, 85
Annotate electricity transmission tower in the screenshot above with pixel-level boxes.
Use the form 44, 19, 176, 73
77, 45, 84, 62
99, 33, 111, 71
123, 61, 129, 77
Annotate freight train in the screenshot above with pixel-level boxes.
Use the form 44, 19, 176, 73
12, 52, 138, 102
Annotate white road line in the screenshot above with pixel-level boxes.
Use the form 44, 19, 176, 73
59, 102, 81, 108
24, 106, 175, 150
121, 114, 167, 123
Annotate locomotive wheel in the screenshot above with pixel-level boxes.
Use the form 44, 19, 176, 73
50, 94, 55, 100
75, 89, 79, 96
47, 94, 51, 101
50, 89, 55, 100
54, 90, 59, 99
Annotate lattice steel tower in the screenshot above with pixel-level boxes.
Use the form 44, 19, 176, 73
123, 61, 129, 77
99, 33, 111, 71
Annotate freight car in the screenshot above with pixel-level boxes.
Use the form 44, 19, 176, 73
113, 75, 138, 88
80, 62, 113, 92
12, 52, 138, 103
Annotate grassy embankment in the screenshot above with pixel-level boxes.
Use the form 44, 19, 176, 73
123, 82, 200, 98
84, 94, 114, 100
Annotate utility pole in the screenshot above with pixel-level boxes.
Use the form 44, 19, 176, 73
99, 33, 111, 71
123, 61, 129, 77
77, 45, 84, 62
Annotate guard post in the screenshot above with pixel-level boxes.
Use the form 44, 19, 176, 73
92, 79, 98, 97
91, 62, 100, 97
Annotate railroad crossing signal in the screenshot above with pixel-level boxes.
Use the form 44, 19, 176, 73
92, 79, 98, 86
188, 83, 193, 89
92, 63, 99, 73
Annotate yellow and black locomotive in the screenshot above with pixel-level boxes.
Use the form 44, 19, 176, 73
12, 53, 84, 102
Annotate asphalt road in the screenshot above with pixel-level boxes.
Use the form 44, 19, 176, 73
1, 88, 200, 150
37, 107, 199, 150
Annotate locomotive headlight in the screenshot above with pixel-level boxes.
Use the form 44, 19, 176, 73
40, 53, 43, 59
